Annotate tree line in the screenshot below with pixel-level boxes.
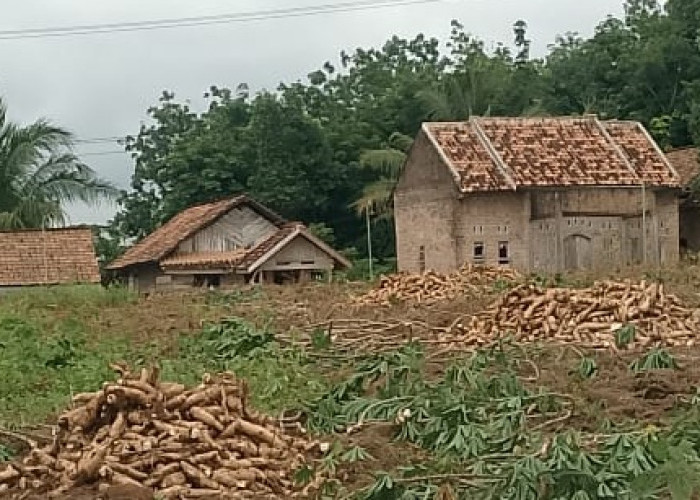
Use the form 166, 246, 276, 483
2, 0, 699, 269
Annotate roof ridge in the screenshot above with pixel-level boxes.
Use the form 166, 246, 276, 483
470, 117, 518, 190
593, 117, 642, 183
0, 226, 94, 234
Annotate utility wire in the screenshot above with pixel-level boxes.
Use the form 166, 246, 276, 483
78, 150, 129, 157
74, 137, 125, 144
0, 0, 440, 40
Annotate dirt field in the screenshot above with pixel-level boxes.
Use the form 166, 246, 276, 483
3, 263, 700, 498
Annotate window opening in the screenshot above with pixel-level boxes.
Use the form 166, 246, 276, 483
498, 241, 510, 265
473, 242, 485, 263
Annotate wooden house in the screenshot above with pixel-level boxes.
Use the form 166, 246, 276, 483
107, 195, 351, 292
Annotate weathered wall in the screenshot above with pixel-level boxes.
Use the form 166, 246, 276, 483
259, 236, 334, 272
128, 263, 164, 293
532, 188, 655, 218
394, 131, 459, 273
529, 188, 679, 271
531, 215, 625, 272
176, 206, 277, 255
655, 189, 679, 265
453, 192, 530, 270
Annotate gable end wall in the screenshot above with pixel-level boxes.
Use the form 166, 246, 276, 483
394, 130, 459, 273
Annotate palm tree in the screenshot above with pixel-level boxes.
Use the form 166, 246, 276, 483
351, 132, 413, 219
0, 99, 117, 229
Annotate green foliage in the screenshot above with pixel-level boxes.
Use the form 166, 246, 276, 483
575, 356, 599, 380
615, 325, 636, 349
91, 2, 700, 261
198, 317, 275, 360
0, 98, 118, 229
630, 348, 679, 372
0, 291, 327, 424
0, 316, 132, 425
0, 444, 14, 462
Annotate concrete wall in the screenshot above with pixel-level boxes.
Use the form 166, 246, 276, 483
395, 152, 681, 273
453, 192, 530, 270
394, 131, 460, 273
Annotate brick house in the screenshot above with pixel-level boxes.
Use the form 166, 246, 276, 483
107, 195, 350, 292
0, 227, 100, 288
666, 147, 700, 252
395, 116, 681, 274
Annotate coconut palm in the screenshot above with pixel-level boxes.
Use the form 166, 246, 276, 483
0, 99, 117, 229
352, 132, 412, 219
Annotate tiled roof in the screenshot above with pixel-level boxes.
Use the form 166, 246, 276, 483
426, 123, 512, 191
157, 223, 351, 273
422, 116, 680, 192
603, 121, 679, 186
107, 195, 285, 270
236, 224, 300, 270
0, 227, 100, 286
666, 147, 699, 187
160, 250, 248, 271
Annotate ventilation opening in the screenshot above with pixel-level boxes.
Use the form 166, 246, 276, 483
473, 242, 485, 263
419, 245, 426, 273
498, 241, 510, 265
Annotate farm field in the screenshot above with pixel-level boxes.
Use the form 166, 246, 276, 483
3, 264, 700, 498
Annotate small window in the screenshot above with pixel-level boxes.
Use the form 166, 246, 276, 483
301, 260, 315, 265
276, 260, 292, 266
419, 245, 426, 273
498, 241, 510, 265
473, 242, 485, 262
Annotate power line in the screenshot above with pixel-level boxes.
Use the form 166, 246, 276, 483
78, 150, 129, 157
74, 136, 125, 144
0, 0, 441, 40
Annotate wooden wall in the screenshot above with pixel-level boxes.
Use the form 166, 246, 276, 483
176, 206, 277, 255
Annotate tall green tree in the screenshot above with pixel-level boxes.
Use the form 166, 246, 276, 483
351, 132, 412, 219
0, 99, 116, 229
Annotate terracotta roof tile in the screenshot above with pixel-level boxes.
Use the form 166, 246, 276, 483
603, 121, 679, 187
160, 250, 248, 271
236, 224, 300, 270
0, 227, 100, 286
422, 117, 679, 191
477, 117, 639, 186
426, 123, 512, 191
666, 147, 699, 187
107, 195, 285, 270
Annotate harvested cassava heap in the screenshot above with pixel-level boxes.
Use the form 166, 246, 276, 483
0, 365, 326, 499
355, 264, 521, 306
457, 279, 700, 348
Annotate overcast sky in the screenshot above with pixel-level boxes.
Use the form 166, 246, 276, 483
0, 0, 624, 226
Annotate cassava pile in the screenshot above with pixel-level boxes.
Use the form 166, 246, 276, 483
456, 279, 700, 348
354, 264, 521, 306
0, 365, 326, 499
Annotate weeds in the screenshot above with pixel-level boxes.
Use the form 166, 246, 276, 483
0, 444, 13, 462
630, 348, 679, 373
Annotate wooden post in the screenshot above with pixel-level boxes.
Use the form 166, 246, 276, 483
555, 191, 564, 272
